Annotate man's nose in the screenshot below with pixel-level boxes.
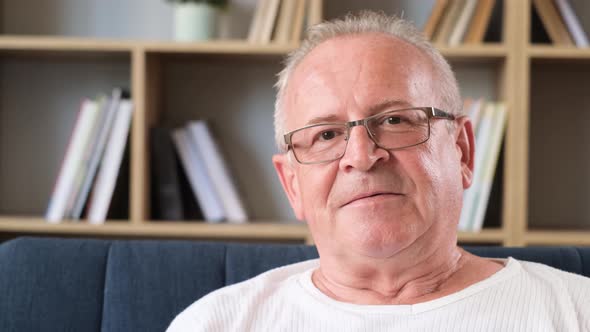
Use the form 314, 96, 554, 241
339, 125, 390, 171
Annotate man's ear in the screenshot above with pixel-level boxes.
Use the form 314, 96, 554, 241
455, 117, 475, 189
272, 153, 304, 220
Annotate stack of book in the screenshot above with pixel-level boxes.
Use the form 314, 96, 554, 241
424, 0, 499, 46
532, 0, 589, 47
150, 121, 248, 224
45, 89, 133, 225
247, 0, 322, 44
458, 98, 508, 232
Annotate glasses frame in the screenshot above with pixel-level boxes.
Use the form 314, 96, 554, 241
283, 106, 456, 165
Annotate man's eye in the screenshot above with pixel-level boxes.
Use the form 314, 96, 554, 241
320, 130, 337, 140
384, 116, 402, 125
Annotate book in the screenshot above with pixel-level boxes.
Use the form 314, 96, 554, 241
64, 96, 106, 219
63, 96, 108, 220
434, 0, 467, 45
70, 89, 123, 220
448, 0, 479, 46
176, 150, 205, 221
86, 100, 133, 224
171, 127, 225, 222
458, 101, 495, 231
468, 98, 485, 134
187, 121, 248, 223
532, 0, 574, 45
248, 0, 268, 43
423, 0, 449, 40
471, 102, 507, 231
290, 0, 307, 42
45, 100, 100, 223
464, 0, 496, 44
531, 2, 553, 44
258, 0, 281, 44
150, 127, 185, 221
103, 140, 130, 221
554, 0, 589, 47
307, 0, 322, 27
273, 0, 297, 44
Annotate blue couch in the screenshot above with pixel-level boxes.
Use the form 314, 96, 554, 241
1, 237, 589, 332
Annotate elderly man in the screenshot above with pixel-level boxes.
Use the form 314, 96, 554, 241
168, 11, 590, 331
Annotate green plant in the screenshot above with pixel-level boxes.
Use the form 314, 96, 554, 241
165, 0, 227, 8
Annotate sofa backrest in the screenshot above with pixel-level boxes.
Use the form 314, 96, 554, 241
1, 237, 589, 332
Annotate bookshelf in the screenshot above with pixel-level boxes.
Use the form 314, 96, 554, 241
0, 0, 589, 246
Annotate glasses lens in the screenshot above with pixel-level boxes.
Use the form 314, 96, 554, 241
290, 124, 348, 163
368, 108, 429, 149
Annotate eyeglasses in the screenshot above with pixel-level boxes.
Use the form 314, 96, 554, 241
283, 107, 455, 165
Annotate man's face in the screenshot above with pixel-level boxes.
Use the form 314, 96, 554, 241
273, 34, 474, 258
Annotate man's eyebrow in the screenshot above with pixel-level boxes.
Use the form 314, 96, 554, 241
304, 100, 413, 126
367, 99, 413, 114
305, 114, 342, 126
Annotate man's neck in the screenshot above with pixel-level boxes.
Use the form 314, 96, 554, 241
311, 246, 502, 305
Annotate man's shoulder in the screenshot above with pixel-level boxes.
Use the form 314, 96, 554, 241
516, 259, 590, 318
166, 258, 319, 332
517, 258, 590, 286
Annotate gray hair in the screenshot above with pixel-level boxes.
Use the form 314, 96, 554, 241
274, 11, 462, 152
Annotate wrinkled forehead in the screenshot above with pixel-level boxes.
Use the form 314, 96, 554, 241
283, 33, 438, 129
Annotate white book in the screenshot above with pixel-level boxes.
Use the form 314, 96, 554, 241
187, 121, 248, 223
273, 0, 296, 44
70, 89, 123, 220
248, 0, 268, 43
171, 127, 225, 222
258, 0, 281, 44
45, 100, 100, 223
64, 96, 108, 220
87, 100, 133, 224
554, 0, 589, 47
448, 0, 479, 46
457, 102, 495, 231
468, 98, 485, 135
471, 103, 507, 231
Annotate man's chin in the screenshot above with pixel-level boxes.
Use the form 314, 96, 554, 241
338, 219, 415, 256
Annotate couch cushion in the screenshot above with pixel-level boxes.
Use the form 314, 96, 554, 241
466, 246, 585, 275
0, 237, 110, 332
101, 240, 227, 332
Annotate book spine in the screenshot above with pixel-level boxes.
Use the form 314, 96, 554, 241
423, 0, 449, 40
45, 100, 99, 223
554, 0, 590, 47
150, 127, 185, 220
471, 103, 507, 231
188, 121, 248, 223
71, 89, 123, 219
171, 127, 225, 222
448, 0, 479, 46
87, 100, 133, 224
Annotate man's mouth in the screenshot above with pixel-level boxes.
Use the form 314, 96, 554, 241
343, 191, 402, 207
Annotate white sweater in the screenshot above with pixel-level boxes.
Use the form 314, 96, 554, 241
167, 258, 590, 331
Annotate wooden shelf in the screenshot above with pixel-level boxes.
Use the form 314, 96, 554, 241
0, 2, 588, 247
0, 217, 311, 242
0, 36, 511, 59
0, 35, 134, 53
525, 230, 590, 246
0, 217, 509, 245
142, 40, 297, 55
528, 45, 590, 60
0, 36, 296, 56
437, 43, 508, 61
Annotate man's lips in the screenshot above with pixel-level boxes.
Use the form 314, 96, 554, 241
342, 191, 402, 207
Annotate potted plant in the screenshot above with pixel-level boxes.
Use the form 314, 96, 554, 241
166, 0, 228, 42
